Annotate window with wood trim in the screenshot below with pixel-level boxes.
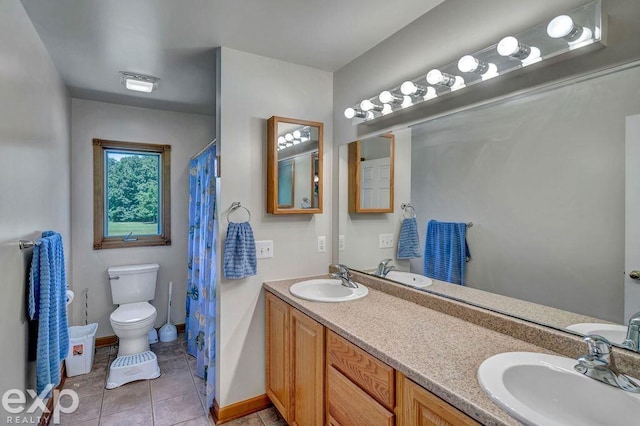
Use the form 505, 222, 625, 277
93, 139, 171, 249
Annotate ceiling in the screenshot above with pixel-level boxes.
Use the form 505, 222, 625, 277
20, 0, 445, 115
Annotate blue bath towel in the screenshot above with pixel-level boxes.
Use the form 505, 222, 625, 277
223, 222, 257, 279
397, 217, 422, 259
423, 220, 470, 285
28, 231, 69, 397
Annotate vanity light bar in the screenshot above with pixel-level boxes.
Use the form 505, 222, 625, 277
343, 0, 605, 124
277, 126, 312, 151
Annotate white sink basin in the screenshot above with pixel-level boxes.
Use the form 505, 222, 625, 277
478, 352, 640, 426
385, 271, 433, 288
289, 279, 368, 303
566, 323, 628, 345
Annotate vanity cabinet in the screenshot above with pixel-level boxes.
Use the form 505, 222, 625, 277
266, 291, 480, 426
265, 292, 324, 425
396, 373, 480, 426
326, 330, 395, 425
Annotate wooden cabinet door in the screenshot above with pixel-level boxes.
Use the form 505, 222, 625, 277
266, 292, 290, 421
327, 366, 394, 426
397, 373, 480, 426
290, 308, 324, 426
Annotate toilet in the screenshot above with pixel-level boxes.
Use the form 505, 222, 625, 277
106, 263, 161, 389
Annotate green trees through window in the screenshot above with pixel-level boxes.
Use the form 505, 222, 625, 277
106, 151, 160, 236
93, 139, 171, 250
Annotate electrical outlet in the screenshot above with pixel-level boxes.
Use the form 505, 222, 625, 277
338, 235, 345, 251
256, 240, 274, 259
317, 236, 326, 253
379, 233, 394, 249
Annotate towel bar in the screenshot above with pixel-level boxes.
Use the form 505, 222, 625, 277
19, 240, 41, 250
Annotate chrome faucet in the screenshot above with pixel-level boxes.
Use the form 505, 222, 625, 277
622, 311, 640, 351
331, 264, 358, 289
574, 334, 640, 393
375, 259, 395, 277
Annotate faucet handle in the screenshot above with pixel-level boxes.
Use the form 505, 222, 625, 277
584, 334, 612, 357
332, 264, 351, 277
379, 258, 392, 266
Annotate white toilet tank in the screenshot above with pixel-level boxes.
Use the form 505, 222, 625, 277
108, 263, 159, 305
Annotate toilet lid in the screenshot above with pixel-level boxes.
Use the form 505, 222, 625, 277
110, 302, 156, 324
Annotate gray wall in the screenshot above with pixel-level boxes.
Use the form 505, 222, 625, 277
0, 0, 71, 417
409, 66, 640, 323
70, 99, 214, 337
217, 47, 333, 407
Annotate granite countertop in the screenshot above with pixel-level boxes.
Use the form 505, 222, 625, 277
264, 275, 558, 426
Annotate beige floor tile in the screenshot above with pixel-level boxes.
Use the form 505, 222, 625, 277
152, 391, 205, 426
151, 370, 196, 402
158, 354, 188, 377
222, 413, 263, 426
101, 380, 150, 416
64, 374, 106, 398
59, 417, 100, 426
98, 403, 153, 426
58, 392, 103, 424
171, 416, 211, 426
256, 407, 285, 426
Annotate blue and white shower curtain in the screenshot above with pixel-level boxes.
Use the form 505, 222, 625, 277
186, 143, 217, 409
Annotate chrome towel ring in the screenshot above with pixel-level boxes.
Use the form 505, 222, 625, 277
400, 203, 417, 219
227, 201, 251, 223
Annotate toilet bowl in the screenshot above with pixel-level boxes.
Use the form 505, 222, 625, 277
107, 263, 160, 371
109, 302, 157, 356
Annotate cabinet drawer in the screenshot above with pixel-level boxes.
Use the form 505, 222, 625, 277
327, 366, 394, 426
327, 330, 395, 411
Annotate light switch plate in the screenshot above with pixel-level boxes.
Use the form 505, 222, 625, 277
379, 233, 394, 249
256, 240, 274, 259
317, 236, 326, 253
338, 235, 345, 251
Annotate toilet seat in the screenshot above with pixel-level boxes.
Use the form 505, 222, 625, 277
110, 302, 156, 326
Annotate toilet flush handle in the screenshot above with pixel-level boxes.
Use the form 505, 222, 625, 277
110, 276, 120, 280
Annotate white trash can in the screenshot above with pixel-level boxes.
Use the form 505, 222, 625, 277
65, 323, 98, 377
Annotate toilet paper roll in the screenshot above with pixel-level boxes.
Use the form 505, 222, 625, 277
66, 289, 75, 306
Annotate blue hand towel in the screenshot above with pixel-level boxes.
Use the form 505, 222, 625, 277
397, 217, 422, 259
223, 222, 257, 279
29, 231, 69, 397
423, 220, 471, 285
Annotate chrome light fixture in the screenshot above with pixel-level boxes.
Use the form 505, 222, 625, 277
343, 0, 605, 124
119, 72, 160, 93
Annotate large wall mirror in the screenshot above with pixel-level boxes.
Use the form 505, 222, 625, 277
348, 134, 394, 213
267, 116, 323, 214
338, 61, 640, 352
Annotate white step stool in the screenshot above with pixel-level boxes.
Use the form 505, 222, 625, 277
106, 351, 160, 389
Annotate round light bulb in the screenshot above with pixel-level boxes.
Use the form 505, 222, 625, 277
424, 86, 437, 100
285, 133, 293, 141
547, 15, 574, 39
344, 107, 356, 119
381, 104, 393, 115
426, 69, 444, 85
400, 81, 417, 96
458, 55, 479, 73
379, 91, 394, 104
278, 136, 286, 144
293, 130, 301, 139
360, 99, 375, 111
497, 36, 519, 56
285, 142, 293, 147
401, 96, 413, 108
293, 139, 300, 145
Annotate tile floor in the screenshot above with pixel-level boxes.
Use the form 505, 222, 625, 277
58, 334, 285, 426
